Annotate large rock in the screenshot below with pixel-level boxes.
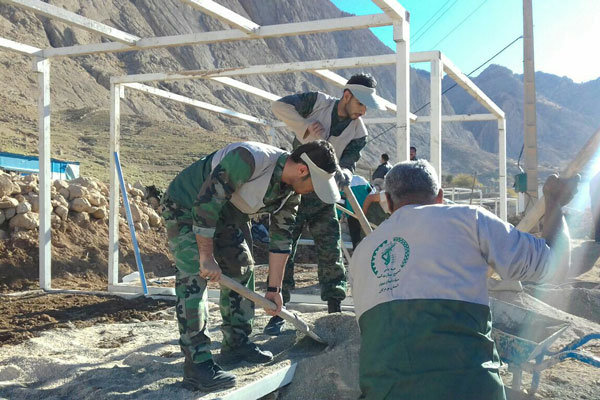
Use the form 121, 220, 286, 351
87, 190, 106, 207
53, 180, 69, 191
69, 211, 89, 224
70, 198, 93, 213
133, 181, 147, 197
4, 207, 16, 220
14, 194, 25, 203
9, 212, 39, 231
0, 175, 14, 197
16, 201, 31, 214
58, 187, 70, 200
54, 205, 68, 220
129, 188, 145, 198
0, 197, 18, 209
92, 207, 107, 219
147, 208, 162, 227
28, 194, 39, 212
50, 214, 62, 228
19, 182, 37, 194
69, 177, 100, 192
129, 202, 143, 223
68, 184, 89, 200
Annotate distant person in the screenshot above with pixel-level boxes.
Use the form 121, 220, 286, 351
371, 153, 392, 182
350, 160, 577, 400
161, 140, 339, 392
410, 146, 417, 161
590, 171, 600, 242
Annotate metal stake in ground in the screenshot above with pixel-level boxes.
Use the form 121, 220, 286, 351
219, 274, 327, 345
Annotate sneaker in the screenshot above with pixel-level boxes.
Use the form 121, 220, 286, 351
327, 299, 342, 313
183, 359, 236, 392
220, 342, 273, 364
263, 315, 285, 336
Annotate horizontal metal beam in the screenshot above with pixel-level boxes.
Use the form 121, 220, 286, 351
409, 50, 441, 63
1, 0, 140, 44
415, 113, 499, 123
0, 37, 40, 55
111, 54, 397, 84
441, 55, 504, 118
122, 83, 272, 126
180, 0, 259, 33
210, 77, 281, 101
42, 13, 393, 58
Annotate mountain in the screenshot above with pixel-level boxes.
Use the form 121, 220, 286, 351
0, 1, 598, 188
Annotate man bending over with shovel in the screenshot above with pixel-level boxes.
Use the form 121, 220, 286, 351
162, 140, 339, 392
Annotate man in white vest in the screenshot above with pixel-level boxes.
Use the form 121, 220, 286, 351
162, 140, 339, 392
265, 73, 387, 334
351, 160, 577, 399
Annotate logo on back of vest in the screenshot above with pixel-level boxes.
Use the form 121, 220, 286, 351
370, 237, 410, 293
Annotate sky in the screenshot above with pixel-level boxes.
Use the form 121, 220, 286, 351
330, 0, 600, 83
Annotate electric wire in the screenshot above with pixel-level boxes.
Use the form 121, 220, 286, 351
412, 0, 454, 38
412, 0, 459, 45
430, 0, 490, 49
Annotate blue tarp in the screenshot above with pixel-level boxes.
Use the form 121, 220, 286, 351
0, 151, 80, 180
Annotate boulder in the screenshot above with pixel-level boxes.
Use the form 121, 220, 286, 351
53, 180, 69, 191
69, 177, 100, 191
14, 194, 25, 203
58, 187, 70, 200
0, 197, 18, 209
147, 208, 162, 227
16, 201, 31, 214
141, 219, 150, 231
69, 211, 89, 224
9, 212, 39, 230
129, 202, 143, 222
87, 190, 106, 207
148, 196, 160, 208
4, 207, 16, 220
50, 214, 62, 228
23, 174, 37, 184
92, 207, 107, 219
129, 188, 145, 198
133, 181, 147, 197
68, 184, 89, 200
0, 175, 13, 197
54, 205, 68, 220
28, 194, 39, 212
70, 198, 93, 213
134, 221, 143, 232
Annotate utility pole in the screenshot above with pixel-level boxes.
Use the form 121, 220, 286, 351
523, 0, 538, 207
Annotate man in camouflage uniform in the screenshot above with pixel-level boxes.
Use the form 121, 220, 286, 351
265, 73, 387, 334
162, 140, 340, 392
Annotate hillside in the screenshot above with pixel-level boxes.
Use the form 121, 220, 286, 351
0, 1, 598, 188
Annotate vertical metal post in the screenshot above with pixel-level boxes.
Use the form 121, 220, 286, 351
430, 56, 442, 181
523, 0, 538, 206
108, 83, 121, 287
498, 118, 508, 221
393, 17, 410, 162
34, 57, 51, 290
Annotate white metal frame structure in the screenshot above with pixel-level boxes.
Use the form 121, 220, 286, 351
0, 0, 506, 296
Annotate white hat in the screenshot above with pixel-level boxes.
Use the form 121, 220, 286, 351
344, 83, 387, 111
300, 152, 341, 204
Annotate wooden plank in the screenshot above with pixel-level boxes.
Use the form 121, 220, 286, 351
517, 126, 600, 232
441, 54, 504, 118
210, 77, 281, 101
42, 13, 393, 58
181, 0, 259, 33
0, 37, 40, 55
1, 0, 140, 44
34, 57, 51, 290
111, 54, 397, 84
372, 0, 408, 21
122, 83, 272, 125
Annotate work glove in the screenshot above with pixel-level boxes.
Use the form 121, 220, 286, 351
335, 168, 352, 188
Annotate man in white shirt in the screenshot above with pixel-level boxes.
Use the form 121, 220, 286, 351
350, 160, 577, 400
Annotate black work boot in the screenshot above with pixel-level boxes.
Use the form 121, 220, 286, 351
263, 315, 285, 336
183, 358, 236, 392
327, 299, 342, 313
220, 342, 273, 364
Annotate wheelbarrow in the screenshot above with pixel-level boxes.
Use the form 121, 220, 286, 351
490, 298, 600, 394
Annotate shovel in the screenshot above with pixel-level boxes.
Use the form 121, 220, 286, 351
219, 274, 327, 344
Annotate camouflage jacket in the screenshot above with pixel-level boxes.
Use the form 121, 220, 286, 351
165, 145, 300, 253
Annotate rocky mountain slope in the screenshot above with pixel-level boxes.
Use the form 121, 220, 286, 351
0, 1, 598, 188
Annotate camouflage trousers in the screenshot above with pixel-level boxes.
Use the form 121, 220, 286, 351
281, 193, 347, 304
163, 200, 255, 364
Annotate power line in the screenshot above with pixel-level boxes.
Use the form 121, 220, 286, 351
412, 0, 453, 38
412, 0, 459, 45
367, 34, 523, 146
430, 0, 490, 49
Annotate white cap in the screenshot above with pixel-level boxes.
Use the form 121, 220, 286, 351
344, 83, 387, 111
300, 152, 341, 204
